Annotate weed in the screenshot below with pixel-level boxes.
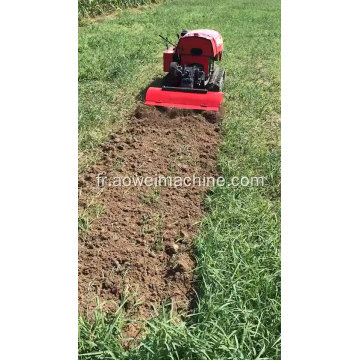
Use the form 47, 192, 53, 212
139, 212, 151, 237
140, 188, 160, 205
78, 299, 130, 358
153, 215, 164, 252
113, 157, 125, 171
78, 215, 91, 233
79, 202, 105, 238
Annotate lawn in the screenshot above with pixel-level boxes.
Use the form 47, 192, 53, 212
78, 0, 281, 358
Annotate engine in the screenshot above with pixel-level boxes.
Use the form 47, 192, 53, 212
168, 62, 206, 89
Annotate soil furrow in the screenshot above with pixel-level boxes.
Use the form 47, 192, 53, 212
78, 104, 222, 336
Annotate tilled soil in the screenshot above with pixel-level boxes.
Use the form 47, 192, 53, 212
78, 104, 222, 337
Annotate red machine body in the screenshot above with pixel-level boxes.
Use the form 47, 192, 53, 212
163, 30, 223, 73
145, 29, 225, 111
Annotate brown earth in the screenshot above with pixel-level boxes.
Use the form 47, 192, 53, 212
78, 104, 222, 339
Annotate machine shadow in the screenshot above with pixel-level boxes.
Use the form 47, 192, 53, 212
137, 77, 163, 102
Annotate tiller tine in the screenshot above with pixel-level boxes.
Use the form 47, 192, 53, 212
145, 87, 223, 111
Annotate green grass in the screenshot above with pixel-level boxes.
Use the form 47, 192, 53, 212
78, 0, 162, 19
78, 0, 280, 358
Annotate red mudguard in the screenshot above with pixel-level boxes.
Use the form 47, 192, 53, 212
145, 87, 223, 111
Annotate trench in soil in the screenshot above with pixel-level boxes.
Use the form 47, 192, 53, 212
78, 104, 222, 339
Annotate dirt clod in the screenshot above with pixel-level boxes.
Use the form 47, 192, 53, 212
165, 242, 179, 256
180, 229, 189, 239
